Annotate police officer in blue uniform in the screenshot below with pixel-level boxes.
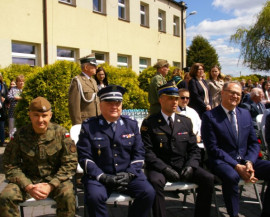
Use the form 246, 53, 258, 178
77, 85, 155, 217
141, 82, 214, 217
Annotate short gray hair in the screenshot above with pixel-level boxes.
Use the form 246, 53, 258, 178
250, 88, 263, 98
222, 81, 241, 91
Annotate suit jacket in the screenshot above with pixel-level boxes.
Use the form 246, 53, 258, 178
141, 112, 200, 173
188, 78, 212, 118
77, 115, 145, 181
240, 99, 265, 126
68, 73, 100, 125
201, 105, 260, 169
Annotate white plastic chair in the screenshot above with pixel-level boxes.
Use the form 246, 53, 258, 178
19, 197, 56, 217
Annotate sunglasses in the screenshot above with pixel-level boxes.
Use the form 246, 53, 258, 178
180, 97, 190, 100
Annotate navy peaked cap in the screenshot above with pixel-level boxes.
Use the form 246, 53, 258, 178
97, 85, 126, 102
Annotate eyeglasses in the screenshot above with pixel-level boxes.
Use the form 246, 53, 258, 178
224, 89, 241, 97
180, 97, 190, 100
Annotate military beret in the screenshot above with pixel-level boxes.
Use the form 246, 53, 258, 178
29, 97, 51, 112
79, 54, 97, 66
153, 59, 169, 69
97, 85, 126, 102
158, 81, 179, 97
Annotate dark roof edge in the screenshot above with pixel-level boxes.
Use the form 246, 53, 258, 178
168, 0, 188, 9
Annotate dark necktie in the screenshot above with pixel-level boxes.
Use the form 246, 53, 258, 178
109, 122, 116, 135
168, 116, 174, 130
229, 110, 237, 139
180, 107, 186, 111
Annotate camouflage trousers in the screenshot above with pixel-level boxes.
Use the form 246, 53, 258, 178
0, 180, 75, 217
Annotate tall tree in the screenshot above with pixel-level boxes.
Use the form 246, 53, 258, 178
231, 1, 270, 71
187, 35, 220, 72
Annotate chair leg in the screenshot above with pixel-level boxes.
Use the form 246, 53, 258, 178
253, 184, 263, 211
213, 188, 221, 217
261, 181, 267, 201
19, 206, 24, 217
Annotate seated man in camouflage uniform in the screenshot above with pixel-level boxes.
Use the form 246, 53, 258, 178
0, 97, 78, 217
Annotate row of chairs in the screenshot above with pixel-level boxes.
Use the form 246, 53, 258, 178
18, 122, 266, 216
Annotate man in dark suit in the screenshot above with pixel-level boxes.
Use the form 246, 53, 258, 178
141, 81, 214, 217
77, 85, 155, 217
201, 81, 270, 217
240, 87, 265, 129
68, 54, 100, 125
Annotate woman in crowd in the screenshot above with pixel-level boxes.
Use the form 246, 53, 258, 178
262, 81, 270, 108
94, 67, 108, 90
207, 65, 224, 108
7, 75, 24, 138
0, 74, 8, 146
170, 68, 182, 88
188, 63, 212, 118
178, 72, 191, 89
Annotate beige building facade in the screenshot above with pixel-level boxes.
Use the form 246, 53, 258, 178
0, 0, 187, 73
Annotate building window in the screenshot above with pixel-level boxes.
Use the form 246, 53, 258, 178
140, 3, 149, 27
173, 16, 180, 36
139, 58, 149, 72
118, 0, 129, 20
93, 0, 105, 14
173, 61, 180, 68
12, 42, 37, 66
59, 0, 76, 5
158, 10, 166, 32
117, 55, 128, 67
57, 47, 76, 62
95, 52, 107, 65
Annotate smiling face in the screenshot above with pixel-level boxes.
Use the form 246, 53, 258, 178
97, 70, 105, 82
100, 101, 122, 122
29, 110, 52, 134
196, 66, 204, 79
210, 67, 220, 80
178, 91, 190, 108
221, 83, 242, 110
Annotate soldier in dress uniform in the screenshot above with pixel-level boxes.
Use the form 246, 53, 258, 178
0, 97, 78, 217
77, 85, 155, 217
141, 81, 214, 217
68, 54, 101, 125
148, 59, 169, 115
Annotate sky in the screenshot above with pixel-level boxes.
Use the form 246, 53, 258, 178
178, 0, 268, 77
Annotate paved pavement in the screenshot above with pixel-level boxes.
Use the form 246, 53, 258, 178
0, 146, 265, 217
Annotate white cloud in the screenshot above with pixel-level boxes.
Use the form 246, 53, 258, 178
212, 0, 266, 16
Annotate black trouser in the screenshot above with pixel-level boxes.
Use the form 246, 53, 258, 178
147, 166, 214, 217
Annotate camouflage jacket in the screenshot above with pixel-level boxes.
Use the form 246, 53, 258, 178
3, 123, 78, 190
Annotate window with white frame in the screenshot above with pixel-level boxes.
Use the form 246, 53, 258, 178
173, 61, 181, 68
59, 0, 75, 5
140, 3, 149, 27
173, 16, 180, 36
95, 52, 107, 65
118, 0, 129, 20
93, 0, 105, 14
158, 10, 166, 32
139, 58, 149, 72
117, 55, 128, 67
12, 42, 37, 66
57, 47, 76, 62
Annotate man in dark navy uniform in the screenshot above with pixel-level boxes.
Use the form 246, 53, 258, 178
141, 81, 214, 217
77, 85, 155, 217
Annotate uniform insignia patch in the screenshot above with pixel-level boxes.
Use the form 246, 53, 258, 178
177, 132, 188, 135
155, 132, 165, 135
120, 119, 124, 126
99, 119, 104, 125
122, 133, 135, 138
141, 126, 148, 131
65, 133, 70, 138
93, 137, 104, 141
70, 141, 77, 153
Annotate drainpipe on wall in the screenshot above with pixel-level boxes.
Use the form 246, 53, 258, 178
43, 0, 48, 65
179, 1, 187, 70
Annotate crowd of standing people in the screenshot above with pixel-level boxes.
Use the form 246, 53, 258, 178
1, 56, 270, 217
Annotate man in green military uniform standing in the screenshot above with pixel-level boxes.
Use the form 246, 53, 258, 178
148, 60, 169, 115
0, 97, 78, 217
